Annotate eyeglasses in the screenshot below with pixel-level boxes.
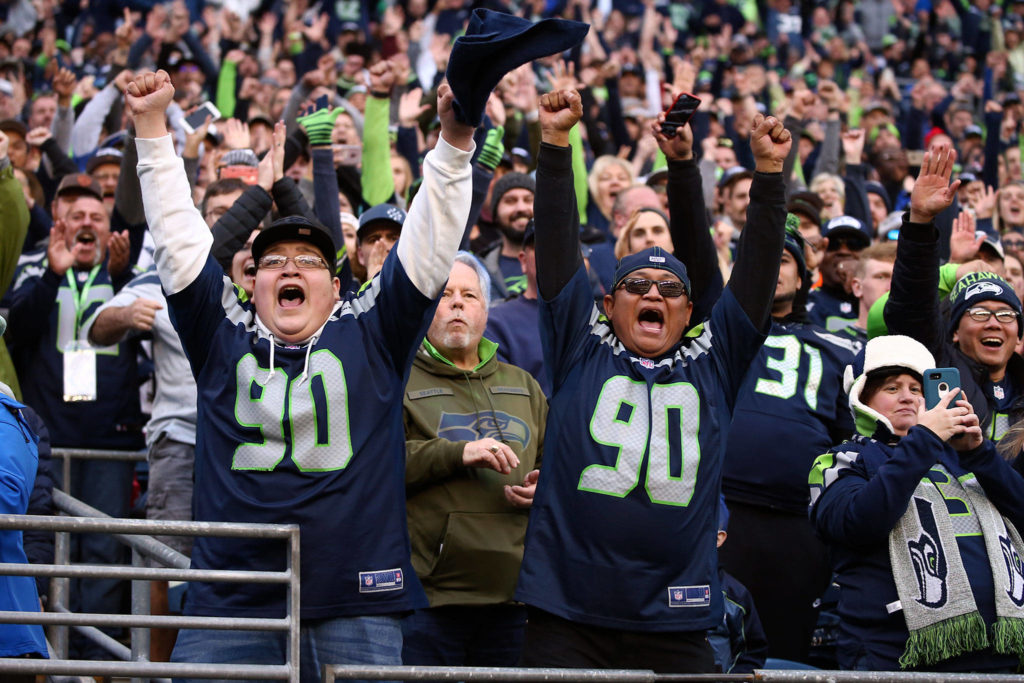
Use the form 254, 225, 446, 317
617, 278, 687, 298
258, 254, 329, 270
966, 307, 1018, 323
1003, 239, 1024, 250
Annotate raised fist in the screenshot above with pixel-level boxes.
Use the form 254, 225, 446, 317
750, 114, 791, 174
125, 70, 175, 138
538, 89, 582, 147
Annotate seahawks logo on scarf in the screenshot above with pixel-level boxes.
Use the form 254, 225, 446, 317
1000, 534, 1024, 607
907, 498, 948, 609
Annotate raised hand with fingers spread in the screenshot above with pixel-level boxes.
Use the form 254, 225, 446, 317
909, 145, 960, 224
949, 210, 983, 264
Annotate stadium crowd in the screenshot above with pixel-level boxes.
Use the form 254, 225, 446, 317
4, 0, 1024, 678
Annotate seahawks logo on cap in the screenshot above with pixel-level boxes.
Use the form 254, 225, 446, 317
964, 281, 1004, 300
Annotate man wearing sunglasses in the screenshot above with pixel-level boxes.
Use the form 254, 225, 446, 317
128, 70, 476, 671
806, 215, 873, 332
515, 88, 790, 672
885, 145, 1024, 445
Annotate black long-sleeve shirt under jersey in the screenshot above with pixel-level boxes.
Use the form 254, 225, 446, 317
534, 141, 785, 336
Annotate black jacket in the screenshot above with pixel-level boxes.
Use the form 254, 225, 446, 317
884, 214, 1024, 437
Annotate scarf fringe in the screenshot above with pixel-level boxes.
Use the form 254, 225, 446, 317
899, 611, 988, 669
993, 616, 1024, 656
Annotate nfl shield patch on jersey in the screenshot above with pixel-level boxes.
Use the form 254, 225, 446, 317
358, 568, 405, 593
668, 585, 711, 607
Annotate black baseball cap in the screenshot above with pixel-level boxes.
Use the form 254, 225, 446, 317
252, 216, 337, 266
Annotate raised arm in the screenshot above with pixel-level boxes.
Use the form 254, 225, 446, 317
128, 70, 213, 295
393, 83, 475, 298
727, 114, 791, 330
883, 146, 960, 357
651, 113, 722, 324
534, 89, 584, 301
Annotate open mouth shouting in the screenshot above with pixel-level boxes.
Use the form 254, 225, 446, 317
637, 307, 665, 334
74, 229, 96, 246
278, 284, 306, 309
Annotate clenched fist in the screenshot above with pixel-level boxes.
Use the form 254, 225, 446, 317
750, 114, 792, 174
538, 89, 583, 147
125, 70, 175, 139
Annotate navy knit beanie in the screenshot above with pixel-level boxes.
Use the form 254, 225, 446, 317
947, 272, 1023, 339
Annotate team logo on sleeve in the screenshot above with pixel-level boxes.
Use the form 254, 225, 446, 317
437, 411, 530, 449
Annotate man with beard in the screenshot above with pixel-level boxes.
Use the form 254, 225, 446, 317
4, 177, 142, 659
721, 220, 860, 663
478, 172, 534, 301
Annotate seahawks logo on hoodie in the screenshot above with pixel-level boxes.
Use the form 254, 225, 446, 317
437, 411, 530, 449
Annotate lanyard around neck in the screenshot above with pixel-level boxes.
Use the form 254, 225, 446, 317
65, 265, 101, 337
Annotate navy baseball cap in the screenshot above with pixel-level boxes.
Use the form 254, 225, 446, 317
613, 247, 691, 296
357, 203, 406, 241
823, 215, 871, 250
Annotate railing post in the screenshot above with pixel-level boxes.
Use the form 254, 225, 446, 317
50, 518, 70, 659
130, 547, 151, 683
288, 527, 301, 683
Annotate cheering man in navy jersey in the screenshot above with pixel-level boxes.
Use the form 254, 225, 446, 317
515, 89, 791, 673
126, 70, 475, 676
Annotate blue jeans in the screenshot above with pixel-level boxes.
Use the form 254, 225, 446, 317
401, 605, 526, 666
172, 614, 402, 683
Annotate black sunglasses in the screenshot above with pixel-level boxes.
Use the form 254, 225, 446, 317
617, 278, 687, 298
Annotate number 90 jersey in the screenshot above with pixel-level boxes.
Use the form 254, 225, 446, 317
515, 267, 766, 631
168, 254, 433, 620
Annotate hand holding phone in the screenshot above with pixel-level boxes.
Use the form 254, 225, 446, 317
183, 101, 221, 134
660, 92, 701, 138
923, 368, 962, 410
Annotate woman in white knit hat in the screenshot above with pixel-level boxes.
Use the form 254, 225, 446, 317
809, 334, 1024, 672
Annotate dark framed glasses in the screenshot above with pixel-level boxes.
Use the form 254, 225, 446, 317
617, 277, 687, 298
966, 307, 1018, 323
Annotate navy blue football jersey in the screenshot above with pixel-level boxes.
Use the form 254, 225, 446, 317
515, 266, 765, 631
723, 322, 860, 513
806, 287, 858, 333
5, 253, 143, 450
168, 252, 432, 619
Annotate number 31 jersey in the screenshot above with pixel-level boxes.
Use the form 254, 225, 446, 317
722, 322, 860, 514
169, 254, 433, 620
515, 267, 766, 632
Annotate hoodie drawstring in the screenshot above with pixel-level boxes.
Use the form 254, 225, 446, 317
298, 335, 319, 384
266, 333, 277, 383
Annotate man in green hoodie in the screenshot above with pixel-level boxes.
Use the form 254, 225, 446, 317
402, 251, 546, 666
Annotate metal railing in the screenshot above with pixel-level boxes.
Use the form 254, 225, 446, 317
322, 667, 1024, 683
0, 471, 302, 681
